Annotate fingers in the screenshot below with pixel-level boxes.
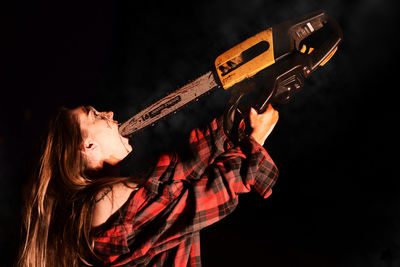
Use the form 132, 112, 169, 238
249, 104, 279, 145
249, 105, 278, 128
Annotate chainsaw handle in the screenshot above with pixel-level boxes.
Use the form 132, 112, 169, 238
273, 10, 343, 63
308, 17, 343, 71
285, 11, 343, 72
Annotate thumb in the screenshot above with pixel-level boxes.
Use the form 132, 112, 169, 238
250, 107, 258, 115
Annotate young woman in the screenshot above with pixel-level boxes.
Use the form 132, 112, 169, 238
18, 104, 279, 266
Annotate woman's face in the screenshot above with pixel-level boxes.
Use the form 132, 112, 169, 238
74, 106, 132, 169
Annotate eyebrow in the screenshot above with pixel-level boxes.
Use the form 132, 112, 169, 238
82, 106, 90, 115
82, 106, 95, 121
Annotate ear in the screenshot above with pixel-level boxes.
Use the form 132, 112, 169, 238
82, 138, 103, 169
83, 138, 98, 151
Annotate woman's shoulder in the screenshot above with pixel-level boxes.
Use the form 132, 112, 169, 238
91, 181, 139, 227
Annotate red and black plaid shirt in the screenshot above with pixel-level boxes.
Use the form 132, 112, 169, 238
93, 117, 279, 266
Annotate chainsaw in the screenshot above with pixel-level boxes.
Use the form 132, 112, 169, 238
118, 10, 343, 141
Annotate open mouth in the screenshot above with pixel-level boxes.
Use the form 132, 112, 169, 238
116, 120, 132, 152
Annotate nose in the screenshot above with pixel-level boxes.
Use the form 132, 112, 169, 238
104, 111, 114, 120
101, 111, 114, 121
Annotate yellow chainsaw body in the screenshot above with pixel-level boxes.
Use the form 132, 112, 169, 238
215, 28, 275, 90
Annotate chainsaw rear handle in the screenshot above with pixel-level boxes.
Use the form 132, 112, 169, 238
272, 10, 343, 71
256, 11, 343, 110
308, 17, 342, 71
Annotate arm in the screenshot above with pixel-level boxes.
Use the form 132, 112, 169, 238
154, 104, 279, 185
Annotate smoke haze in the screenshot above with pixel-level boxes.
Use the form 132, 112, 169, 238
2, 0, 398, 265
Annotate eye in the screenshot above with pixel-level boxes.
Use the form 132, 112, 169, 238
93, 110, 103, 119
93, 110, 110, 122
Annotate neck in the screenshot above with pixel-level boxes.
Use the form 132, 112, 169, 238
88, 162, 121, 179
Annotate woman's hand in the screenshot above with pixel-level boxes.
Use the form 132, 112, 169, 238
249, 104, 279, 145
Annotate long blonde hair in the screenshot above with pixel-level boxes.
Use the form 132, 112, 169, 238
18, 107, 134, 266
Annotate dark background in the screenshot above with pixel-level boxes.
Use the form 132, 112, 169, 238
2, 0, 398, 266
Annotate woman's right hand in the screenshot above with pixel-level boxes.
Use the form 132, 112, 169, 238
249, 104, 279, 146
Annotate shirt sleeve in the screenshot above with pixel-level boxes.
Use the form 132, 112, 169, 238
146, 116, 277, 184
93, 117, 279, 265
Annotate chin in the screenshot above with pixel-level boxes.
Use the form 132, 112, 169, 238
119, 134, 133, 154
124, 139, 132, 153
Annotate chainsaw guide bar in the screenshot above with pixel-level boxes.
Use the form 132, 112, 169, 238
119, 72, 218, 137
